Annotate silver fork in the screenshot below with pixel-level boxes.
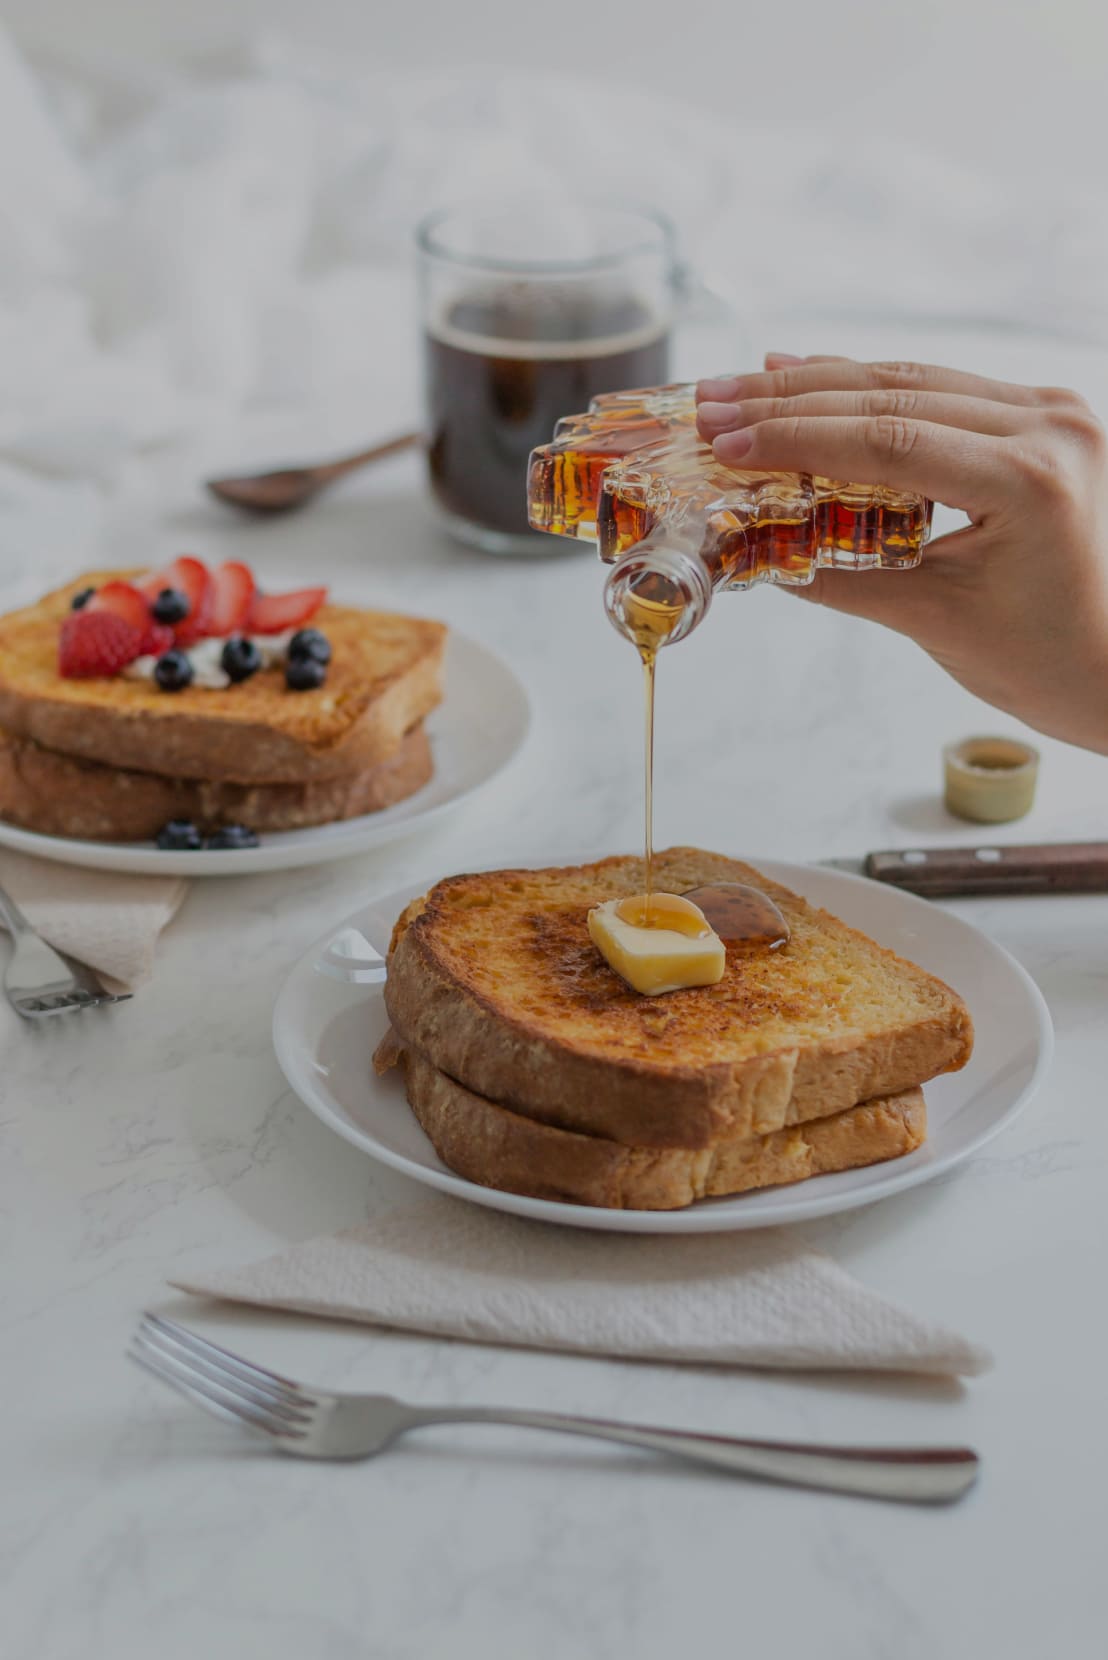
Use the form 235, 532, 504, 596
0, 880, 131, 1019
129, 1314, 979, 1504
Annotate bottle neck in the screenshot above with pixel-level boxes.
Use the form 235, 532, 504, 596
603, 543, 715, 653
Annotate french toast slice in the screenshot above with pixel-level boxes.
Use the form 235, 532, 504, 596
383, 848, 973, 1150
0, 571, 446, 784
380, 1042, 927, 1210
0, 724, 432, 840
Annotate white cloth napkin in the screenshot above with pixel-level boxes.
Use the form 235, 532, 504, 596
173, 1196, 991, 1378
0, 850, 185, 987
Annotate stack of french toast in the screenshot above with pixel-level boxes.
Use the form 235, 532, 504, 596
376, 848, 974, 1211
0, 563, 446, 842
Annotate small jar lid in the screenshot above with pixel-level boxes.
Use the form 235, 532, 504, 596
943, 735, 1040, 824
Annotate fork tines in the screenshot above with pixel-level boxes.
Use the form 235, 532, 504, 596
23, 991, 127, 1015
129, 1313, 313, 1441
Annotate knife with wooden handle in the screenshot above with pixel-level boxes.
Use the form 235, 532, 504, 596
824, 842, 1108, 897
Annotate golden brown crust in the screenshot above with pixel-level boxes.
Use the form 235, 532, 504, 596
383, 848, 973, 1149
0, 724, 432, 839
0, 570, 446, 783
394, 1045, 927, 1210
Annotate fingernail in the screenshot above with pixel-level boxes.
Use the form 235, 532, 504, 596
713, 428, 755, 462
764, 352, 804, 367
696, 376, 741, 403
697, 401, 742, 433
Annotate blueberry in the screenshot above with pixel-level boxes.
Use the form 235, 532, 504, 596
206, 823, 260, 850
221, 635, 262, 683
156, 819, 202, 851
288, 628, 331, 666
285, 656, 327, 691
154, 650, 194, 691
152, 587, 190, 624
70, 586, 95, 610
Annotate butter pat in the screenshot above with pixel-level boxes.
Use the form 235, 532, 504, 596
587, 896, 726, 996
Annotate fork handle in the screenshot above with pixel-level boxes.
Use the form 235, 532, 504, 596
0, 880, 32, 937
415, 1408, 978, 1503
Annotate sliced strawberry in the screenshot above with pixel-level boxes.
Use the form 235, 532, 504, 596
206, 561, 256, 636
138, 556, 212, 644
246, 585, 328, 634
138, 620, 175, 658
58, 610, 142, 678
137, 555, 209, 607
89, 579, 173, 655
87, 581, 150, 636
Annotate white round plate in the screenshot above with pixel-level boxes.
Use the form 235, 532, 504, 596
0, 633, 530, 875
273, 854, 1053, 1234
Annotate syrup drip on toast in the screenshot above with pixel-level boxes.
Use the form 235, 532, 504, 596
681, 883, 790, 951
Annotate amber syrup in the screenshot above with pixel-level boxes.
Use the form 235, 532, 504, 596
681, 884, 790, 951
618, 579, 685, 918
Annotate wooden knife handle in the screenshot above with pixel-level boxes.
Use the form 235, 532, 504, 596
865, 842, 1108, 897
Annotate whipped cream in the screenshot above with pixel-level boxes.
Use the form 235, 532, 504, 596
123, 629, 295, 690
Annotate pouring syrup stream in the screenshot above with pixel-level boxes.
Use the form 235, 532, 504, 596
621, 578, 686, 918
642, 647, 656, 904
615, 573, 792, 952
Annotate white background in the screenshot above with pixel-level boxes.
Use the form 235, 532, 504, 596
3, 4, 1108, 1659
7, 0, 1108, 175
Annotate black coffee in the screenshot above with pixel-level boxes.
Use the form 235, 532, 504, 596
425, 287, 669, 540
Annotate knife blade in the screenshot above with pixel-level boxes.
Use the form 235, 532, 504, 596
822, 841, 1108, 898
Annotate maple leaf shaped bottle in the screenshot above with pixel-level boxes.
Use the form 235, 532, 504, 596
527, 383, 932, 650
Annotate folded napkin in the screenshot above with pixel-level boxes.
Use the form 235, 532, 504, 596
173, 1196, 991, 1378
0, 850, 186, 988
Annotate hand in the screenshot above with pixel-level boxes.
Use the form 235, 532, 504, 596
696, 354, 1108, 754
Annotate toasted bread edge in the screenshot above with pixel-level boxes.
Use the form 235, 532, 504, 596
396, 1044, 927, 1210
0, 723, 433, 839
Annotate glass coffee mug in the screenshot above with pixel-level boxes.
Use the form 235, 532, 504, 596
418, 200, 677, 556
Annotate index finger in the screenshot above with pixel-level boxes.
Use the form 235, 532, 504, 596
712, 413, 1013, 518
697, 359, 1050, 411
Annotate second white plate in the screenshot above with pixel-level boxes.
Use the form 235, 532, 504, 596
272, 855, 1053, 1234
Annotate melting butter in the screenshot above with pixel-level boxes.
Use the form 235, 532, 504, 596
587, 894, 726, 996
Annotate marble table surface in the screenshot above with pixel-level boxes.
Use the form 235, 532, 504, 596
4, 324, 1108, 1659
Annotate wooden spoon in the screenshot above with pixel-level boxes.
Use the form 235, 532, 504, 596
206, 430, 422, 514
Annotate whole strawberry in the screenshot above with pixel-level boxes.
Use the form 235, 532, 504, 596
58, 610, 142, 678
